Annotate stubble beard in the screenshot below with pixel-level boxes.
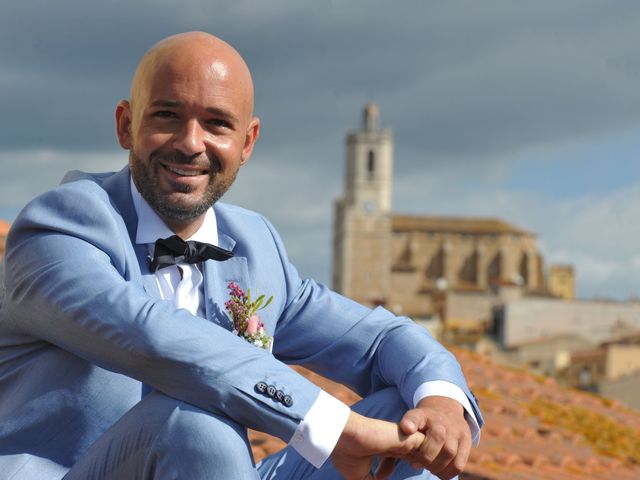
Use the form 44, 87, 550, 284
129, 149, 238, 221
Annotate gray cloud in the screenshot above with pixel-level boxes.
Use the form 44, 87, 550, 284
0, 150, 125, 206
2, 0, 640, 297
4, 0, 640, 158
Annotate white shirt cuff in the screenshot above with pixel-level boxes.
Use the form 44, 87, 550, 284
288, 390, 350, 468
413, 380, 481, 446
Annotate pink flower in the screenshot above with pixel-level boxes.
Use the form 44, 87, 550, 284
227, 282, 247, 302
247, 315, 260, 335
224, 282, 273, 350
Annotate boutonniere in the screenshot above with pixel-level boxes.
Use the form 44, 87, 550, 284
224, 281, 273, 350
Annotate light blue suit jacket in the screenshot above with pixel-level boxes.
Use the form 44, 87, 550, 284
0, 167, 482, 479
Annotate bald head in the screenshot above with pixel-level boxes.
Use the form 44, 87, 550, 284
130, 32, 255, 121
115, 32, 261, 236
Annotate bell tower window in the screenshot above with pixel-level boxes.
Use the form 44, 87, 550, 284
367, 150, 375, 181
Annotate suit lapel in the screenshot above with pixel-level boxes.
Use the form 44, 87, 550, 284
135, 244, 162, 298
101, 166, 161, 298
203, 230, 249, 330
101, 166, 137, 245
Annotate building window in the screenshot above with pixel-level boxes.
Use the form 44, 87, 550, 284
579, 366, 592, 387
367, 150, 375, 180
519, 252, 529, 286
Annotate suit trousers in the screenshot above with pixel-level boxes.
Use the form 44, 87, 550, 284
64, 388, 441, 480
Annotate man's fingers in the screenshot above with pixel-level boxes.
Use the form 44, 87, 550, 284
416, 424, 448, 466
421, 435, 457, 475
399, 408, 427, 435
404, 396, 474, 477
397, 429, 427, 456
332, 413, 426, 480
436, 431, 472, 480
408, 419, 472, 480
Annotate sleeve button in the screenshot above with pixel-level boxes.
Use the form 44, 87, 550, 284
255, 381, 268, 394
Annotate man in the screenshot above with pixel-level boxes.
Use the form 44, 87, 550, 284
0, 32, 482, 479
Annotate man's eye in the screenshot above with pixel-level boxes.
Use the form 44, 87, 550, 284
207, 118, 229, 128
153, 111, 177, 119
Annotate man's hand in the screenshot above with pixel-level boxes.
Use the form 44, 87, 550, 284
332, 411, 426, 480
399, 396, 471, 480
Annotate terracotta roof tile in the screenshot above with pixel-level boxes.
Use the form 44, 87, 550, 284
0, 219, 9, 258
249, 347, 640, 479
0, 219, 9, 236
391, 215, 534, 236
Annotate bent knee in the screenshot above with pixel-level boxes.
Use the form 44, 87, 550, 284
161, 402, 250, 453
149, 397, 256, 477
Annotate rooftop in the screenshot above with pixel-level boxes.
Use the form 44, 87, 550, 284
391, 215, 533, 237
0, 219, 9, 236
249, 347, 640, 479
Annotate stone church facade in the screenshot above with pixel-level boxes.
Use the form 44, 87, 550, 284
333, 105, 572, 324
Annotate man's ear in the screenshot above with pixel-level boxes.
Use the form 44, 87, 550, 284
240, 117, 260, 165
115, 100, 133, 150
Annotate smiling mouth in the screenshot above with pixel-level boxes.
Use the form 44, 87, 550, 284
164, 164, 208, 176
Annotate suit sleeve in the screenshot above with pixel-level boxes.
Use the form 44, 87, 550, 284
2, 183, 322, 442
263, 216, 484, 427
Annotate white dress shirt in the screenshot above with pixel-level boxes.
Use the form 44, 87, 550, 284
130, 179, 479, 468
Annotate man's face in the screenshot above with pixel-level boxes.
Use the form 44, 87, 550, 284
121, 55, 258, 222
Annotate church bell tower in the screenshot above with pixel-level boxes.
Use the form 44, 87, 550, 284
333, 104, 393, 305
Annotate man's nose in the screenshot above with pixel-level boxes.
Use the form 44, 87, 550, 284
173, 119, 206, 157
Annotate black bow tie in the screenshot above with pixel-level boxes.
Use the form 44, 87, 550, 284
150, 235, 234, 272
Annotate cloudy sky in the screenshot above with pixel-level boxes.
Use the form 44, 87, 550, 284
2, 0, 640, 299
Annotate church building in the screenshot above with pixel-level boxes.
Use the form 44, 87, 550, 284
333, 105, 572, 327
